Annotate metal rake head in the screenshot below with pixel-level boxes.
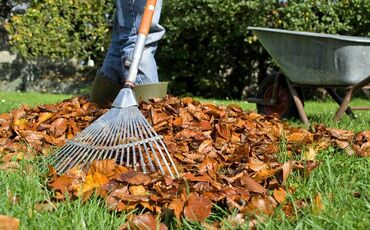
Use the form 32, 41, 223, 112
52, 89, 179, 178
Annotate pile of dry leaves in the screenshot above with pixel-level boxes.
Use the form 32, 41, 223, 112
1, 96, 369, 228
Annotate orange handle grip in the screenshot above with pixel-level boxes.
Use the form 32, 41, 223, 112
138, 0, 158, 35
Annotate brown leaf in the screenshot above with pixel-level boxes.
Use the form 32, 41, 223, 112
34, 201, 58, 212
273, 188, 286, 203
122, 213, 167, 230
117, 170, 151, 185
33, 112, 54, 129
129, 185, 147, 196
246, 195, 277, 216
49, 175, 74, 193
88, 159, 119, 178
0, 215, 20, 230
183, 194, 212, 222
240, 174, 267, 194
287, 132, 313, 144
327, 128, 354, 141
50, 118, 68, 137
169, 196, 186, 220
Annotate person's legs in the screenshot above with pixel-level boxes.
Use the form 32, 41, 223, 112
100, 0, 164, 85
91, 0, 164, 104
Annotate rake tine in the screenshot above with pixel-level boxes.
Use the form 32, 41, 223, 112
136, 115, 166, 174
158, 138, 180, 176
105, 111, 123, 160
54, 143, 82, 170
57, 145, 84, 172
115, 110, 127, 164
136, 117, 156, 171
142, 124, 174, 177
119, 113, 129, 166
132, 116, 147, 173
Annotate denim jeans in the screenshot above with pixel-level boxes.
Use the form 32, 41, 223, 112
100, 0, 164, 85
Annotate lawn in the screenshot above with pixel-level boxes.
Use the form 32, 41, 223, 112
0, 92, 369, 229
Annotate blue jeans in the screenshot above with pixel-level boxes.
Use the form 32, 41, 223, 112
100, 0, 164, 85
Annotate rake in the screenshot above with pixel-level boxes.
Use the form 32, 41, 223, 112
52, 0, 179, 178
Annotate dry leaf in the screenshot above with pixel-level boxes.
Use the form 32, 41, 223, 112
0, 215, 20, 230
183, 194, 212, 222
312, 193, 325, 214
119, 213, 167, 230
273, 188, 286, 204
117, 170, 151, 185
240, 174, 267, 194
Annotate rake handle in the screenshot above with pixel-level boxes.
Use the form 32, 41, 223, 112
124, 0, 158, 87
139, 0, 158, 36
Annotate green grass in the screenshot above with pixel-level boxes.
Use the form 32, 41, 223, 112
0, 158, 127, 229
0, 92, 71, 114
1, 92, 369, 229
259, 148, 370, 229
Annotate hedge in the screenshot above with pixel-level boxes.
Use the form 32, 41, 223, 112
4, 0, 370, 98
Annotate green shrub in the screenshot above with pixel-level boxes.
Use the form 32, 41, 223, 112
4, 0, 370, 98
4, 0, 114, 64
158, 0, 276, 98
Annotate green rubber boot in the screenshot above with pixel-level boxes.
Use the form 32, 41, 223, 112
90, 71, 122, 106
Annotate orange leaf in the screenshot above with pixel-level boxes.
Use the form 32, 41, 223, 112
81, 172, 109, 194
287, 132, 313, 144
183, 194, 212, 222
129, 213, 167, 230
49, 175, 74, 193
13, 118, 29, 130
0, 215, 20, 230
117, 170, 151, 185
273, 188, 286, 203
312, 193, 325, 214
129, 185, 147, 196
88, 159, 117, 178
240, 174, 267, 194
33, 112, 54, 129
169, 197, 185, 220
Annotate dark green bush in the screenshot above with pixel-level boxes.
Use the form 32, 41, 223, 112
4, 0, 114, 64
158, 0, 276, 99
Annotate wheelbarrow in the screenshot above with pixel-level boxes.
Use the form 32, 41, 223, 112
247, 27, 370, 124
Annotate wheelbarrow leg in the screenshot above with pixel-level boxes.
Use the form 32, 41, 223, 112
325, 88, 356, 119
285, 78, 309, 125
334, 75, 370, 121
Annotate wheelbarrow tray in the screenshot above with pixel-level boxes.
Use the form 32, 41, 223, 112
248, 27, 370, 86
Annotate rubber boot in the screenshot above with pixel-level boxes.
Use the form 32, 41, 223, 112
90, 70, 123, 106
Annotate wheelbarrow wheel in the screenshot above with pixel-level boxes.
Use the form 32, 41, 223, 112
256, 74, 304, 118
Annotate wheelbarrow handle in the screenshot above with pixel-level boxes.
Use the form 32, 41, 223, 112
125, 0, 158, 86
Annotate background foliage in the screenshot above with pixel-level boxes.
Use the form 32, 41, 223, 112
3, 0, 370, 98
3, 0, 114, 64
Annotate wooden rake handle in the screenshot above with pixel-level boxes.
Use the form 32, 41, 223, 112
139, 0, 158, 36
124, 0, 158, 86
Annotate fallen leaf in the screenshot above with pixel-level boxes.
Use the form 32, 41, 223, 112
117, 170, 151, 185
183, 194, 212, 222
80, 172, 109, 194
312, 193, 325, 214
240, 174, 267, 194
0, 215, 20, 230
34, 201, 58, 212
273, 188, 286, 203
129, 185, 147, 196
128, 213, 168, 230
